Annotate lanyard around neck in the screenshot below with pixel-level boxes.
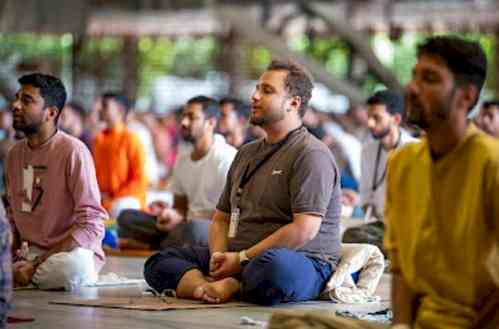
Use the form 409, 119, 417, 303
371, 131, 402, 192
237, 125, 302, 197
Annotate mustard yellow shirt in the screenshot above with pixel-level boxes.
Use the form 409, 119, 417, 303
384, 124, 499, 329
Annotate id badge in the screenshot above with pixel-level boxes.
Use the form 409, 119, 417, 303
228, 207, 240, 238
22, 165, 34, 212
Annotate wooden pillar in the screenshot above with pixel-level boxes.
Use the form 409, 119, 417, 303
71, 34, 84, 97
220, 29, 247, 97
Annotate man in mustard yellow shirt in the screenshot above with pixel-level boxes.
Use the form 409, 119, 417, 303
385, 36, 499, 329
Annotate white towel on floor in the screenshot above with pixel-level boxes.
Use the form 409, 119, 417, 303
321, 244, 385, 303
90, 273, 145, 287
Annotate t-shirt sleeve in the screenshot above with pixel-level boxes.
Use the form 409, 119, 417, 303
216, 151, 239, 214
167, 159, 183, 195
383, 153, 401, 273
290, 149, 337, 216
67, 143, 107, 249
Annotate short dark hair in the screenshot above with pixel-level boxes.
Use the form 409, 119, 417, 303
102, 92, 131, 115
219, 97, 250, 119
18, 73, 67, 123
417, 36, 487, 112
267, 59, 314, 117
482, 100, 499, 110
187, 95, 220, 120
367, 90, 404, 116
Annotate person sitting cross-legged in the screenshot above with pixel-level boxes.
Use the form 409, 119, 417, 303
118, 96, 237, 250
143, 60, 342, 306
6, 73, 107, 290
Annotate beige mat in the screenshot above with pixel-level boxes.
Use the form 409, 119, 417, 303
50, 296, 251, 311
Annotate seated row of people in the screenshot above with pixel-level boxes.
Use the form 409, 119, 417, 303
0, 34, 497, 329
138, 36, 499, 327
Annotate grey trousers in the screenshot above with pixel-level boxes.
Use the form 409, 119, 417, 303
117, 209, 210, 250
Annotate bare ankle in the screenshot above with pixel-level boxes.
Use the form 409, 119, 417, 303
176, 269, 208, 299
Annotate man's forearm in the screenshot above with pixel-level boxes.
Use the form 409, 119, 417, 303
39, 235, 79, 264
172, 194, 188, 220
209, 210, 229, 254
392, 272, 417, 325
246, 221, 314, 259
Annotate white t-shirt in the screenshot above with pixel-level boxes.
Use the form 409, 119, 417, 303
323, 122, 363, 181
168, 134, 237, 220
359, 129, 418, 218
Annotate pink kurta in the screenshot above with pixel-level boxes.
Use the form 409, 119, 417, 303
5, 130, 107, 266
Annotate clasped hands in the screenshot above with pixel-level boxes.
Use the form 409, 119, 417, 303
148, 200, 184, 232
13, 242, 38, 287
208, 251, 241, 279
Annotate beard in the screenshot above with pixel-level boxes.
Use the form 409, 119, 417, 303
249, 103, 286, 127
371, 125, 391, 140
181, 132, 196, 143
406, 92, 430, 129
13, 120, 41, 135
406, 87, 456, 130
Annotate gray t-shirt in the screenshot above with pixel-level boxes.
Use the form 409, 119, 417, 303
217, 126, 342, 265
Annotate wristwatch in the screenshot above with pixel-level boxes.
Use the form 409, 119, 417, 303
238, 249, 250, 266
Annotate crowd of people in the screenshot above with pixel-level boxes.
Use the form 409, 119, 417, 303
0, 35, 497, 328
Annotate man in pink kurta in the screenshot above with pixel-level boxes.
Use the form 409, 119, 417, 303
5, 73, 107, 290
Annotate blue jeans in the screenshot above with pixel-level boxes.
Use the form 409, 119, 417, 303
143, 246, 334, 306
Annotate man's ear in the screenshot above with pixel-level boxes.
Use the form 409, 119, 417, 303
46, 106, 59, 122
207, 116, 217, 129
459, 84, 479, 113
288, 96, 302, 113
393, 113, 402, 125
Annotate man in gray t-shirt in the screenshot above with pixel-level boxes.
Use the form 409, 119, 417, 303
144, 60, 341, 305
217, 125, 341, 265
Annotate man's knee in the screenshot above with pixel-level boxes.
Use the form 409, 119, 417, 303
143, 247, 187, 292
117, 209, 144, 233
241, 249, 297, 305
33, 248, 98, 290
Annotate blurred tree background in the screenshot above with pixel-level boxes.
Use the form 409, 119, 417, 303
0, 31, 497, 108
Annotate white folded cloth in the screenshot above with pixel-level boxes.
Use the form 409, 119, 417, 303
321, 243, 385, 303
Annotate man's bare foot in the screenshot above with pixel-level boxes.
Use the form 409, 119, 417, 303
193, 277, 240, 304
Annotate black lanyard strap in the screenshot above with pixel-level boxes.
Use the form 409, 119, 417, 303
371, 130, 402, 192
238, 125, 303, 194
371, 144, 386, 191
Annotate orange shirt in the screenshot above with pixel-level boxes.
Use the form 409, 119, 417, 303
93, 123, 147, 212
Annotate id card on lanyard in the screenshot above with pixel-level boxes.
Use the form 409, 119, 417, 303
227, 126, 302, 238
228, 190, 242, 238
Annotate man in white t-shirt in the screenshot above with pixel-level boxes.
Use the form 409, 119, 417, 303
118, 96, 237, 249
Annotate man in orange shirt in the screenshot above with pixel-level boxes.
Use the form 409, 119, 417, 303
93, 93, 147, 218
